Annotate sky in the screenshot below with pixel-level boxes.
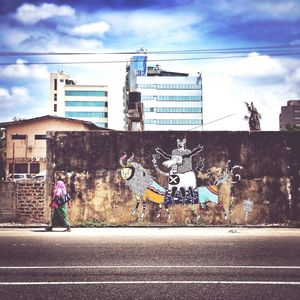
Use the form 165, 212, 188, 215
0, 0, 300, 131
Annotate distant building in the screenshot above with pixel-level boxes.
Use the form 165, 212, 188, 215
50, 71, 108, 128
123, 48, 203, 131
279, 100, 300, 130
0, 115, 108, 177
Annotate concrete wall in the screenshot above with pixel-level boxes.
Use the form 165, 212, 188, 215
47, 131, 300, 226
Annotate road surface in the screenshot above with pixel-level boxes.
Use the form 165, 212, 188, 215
0, 227, 299, 299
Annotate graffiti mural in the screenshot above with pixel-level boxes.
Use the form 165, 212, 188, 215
119, 139, 243, 223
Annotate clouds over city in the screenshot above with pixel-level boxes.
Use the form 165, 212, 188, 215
14, 3, 75, 25
0, 0, 299, 129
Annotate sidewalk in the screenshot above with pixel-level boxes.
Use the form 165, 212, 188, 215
0, 222, 299, 228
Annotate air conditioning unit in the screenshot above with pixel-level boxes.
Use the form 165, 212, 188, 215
32, 156, 37, 161
27, 145, 33, 150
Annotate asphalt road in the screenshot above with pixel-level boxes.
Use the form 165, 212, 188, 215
0, 227, 299, 300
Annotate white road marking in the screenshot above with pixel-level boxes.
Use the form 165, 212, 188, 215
0, 281, 300, 285
0, 265, 300, 269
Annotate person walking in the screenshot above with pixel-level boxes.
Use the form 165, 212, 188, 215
46, 178, 71, 232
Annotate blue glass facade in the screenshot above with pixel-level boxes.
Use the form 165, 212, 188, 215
144, 107, 202, 113
138, 84, 201, 90
65, 101, 107, 107
144, 119, 202, 125
65, 91, 107, 97
142, 95, 201, 102
65, 112, 108, 118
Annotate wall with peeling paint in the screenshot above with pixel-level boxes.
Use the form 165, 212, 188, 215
47, 131, 300, 226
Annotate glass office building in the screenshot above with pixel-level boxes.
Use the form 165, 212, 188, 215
124, 50, 203, 131
50, 71, 108, 128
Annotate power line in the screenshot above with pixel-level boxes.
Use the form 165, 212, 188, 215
188, 111, 242, 131
0, 51, 299, 66
0, 44, 299, 56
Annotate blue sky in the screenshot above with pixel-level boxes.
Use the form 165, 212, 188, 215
0, 0, 300, 130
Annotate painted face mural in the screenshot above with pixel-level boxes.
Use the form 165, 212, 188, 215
119, 139, 243, 222
121, 167, 133, 180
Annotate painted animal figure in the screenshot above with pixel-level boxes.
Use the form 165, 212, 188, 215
194, 160, 243, 221
162, 160, 243, 221
119, 153, 166, 219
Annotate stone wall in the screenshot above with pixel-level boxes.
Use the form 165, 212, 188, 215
47, 131, 300, 226
16, 181, 47, 223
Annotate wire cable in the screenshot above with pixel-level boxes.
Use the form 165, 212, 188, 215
0, 44, 300, 56
188, 111, 243, 131
0, 51, 299, 66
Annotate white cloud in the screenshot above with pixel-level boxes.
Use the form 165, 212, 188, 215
70, 21, 110, 37
0, 59, 49, 80
226, 53, 288, 82
255, 1, 300, 20
15, 3, 75, 25
0, 86, 31, 108
216, 0, 300, 21
101, 9, 200, 44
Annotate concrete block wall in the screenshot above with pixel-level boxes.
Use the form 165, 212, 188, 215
16, 181, 47, 223
0, 181, 16, 222
47, 131, 300, 226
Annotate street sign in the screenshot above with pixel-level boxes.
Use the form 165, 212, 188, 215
243, 199, 253, 212
243, 199, 253, 223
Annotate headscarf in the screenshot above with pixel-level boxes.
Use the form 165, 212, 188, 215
53, 180, 67, 197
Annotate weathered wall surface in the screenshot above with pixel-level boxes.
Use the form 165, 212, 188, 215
47, 131, 300, 226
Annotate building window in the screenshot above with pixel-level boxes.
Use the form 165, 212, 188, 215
54, 79, 57, 90
54, 94, 57, 101
65, 90, 108, 97
65, 111, 108, 118
9, 163, 28, 173
30, 163, 40, 174
156, 107, 202, 113
65, 101, 108, 107
157, 96, 201, 102
137, 84, 201, 90
35, 135, 46, 140
60, 79, 64, 82
144, 119, 202, 125
54, 104, 57, 112
144, 107, 155, 112
95, 122, 108, 128
12, 134, 27, 140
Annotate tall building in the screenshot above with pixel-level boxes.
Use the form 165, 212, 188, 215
124, 49, 203, 131
50, 71, 108, 128
280, 100, 300, 130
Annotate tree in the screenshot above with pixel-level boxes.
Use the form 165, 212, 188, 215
244, 102, 261, 131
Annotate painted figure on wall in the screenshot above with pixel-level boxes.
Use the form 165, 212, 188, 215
119, 138, 243, 223
154, 138, 203, 198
